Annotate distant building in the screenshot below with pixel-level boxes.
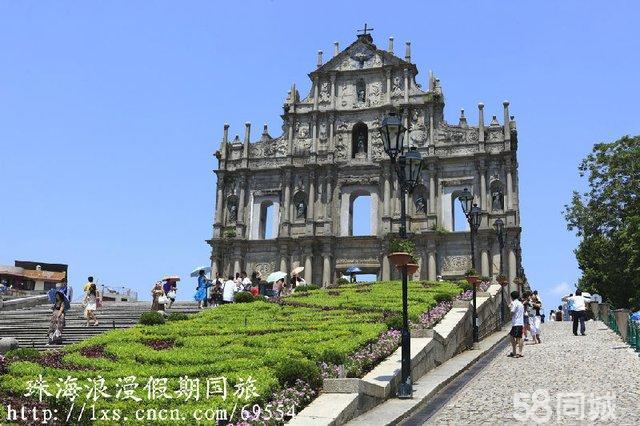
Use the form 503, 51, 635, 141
0, 260, 68, 295
99, 285, 138, 303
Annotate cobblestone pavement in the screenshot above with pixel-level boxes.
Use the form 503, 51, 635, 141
425, 321, 640, 425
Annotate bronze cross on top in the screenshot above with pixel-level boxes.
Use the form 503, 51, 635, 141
357, 23, 374, 36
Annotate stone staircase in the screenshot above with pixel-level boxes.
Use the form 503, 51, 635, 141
0, 301, 202, 351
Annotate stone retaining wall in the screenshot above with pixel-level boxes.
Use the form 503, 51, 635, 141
290, 284, 506, 425
0, 294, 49, 312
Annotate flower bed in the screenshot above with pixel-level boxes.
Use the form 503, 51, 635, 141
0, 280, 463, 424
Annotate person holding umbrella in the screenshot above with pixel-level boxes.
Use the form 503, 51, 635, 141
345, 267, 362, 283
162, 276, 179, 309
194, 270, 212, 309
267, 271, 287, 297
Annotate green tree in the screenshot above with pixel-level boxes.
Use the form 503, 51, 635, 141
564, 135, 640, 309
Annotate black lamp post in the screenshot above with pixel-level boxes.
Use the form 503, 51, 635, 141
493, 218, 505, 325
379, 112, 422, 399
458, 188, 481, 344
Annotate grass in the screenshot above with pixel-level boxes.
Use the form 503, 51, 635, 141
0, 280, 462, 423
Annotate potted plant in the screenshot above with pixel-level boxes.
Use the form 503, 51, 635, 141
397, 254, 419, 276
464, 268, 479, 286
387, 239, 415, 267
497, 274, 508, 287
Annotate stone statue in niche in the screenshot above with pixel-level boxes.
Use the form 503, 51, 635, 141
296, 201, 307, 218
415, 196, 426, 213
356, 132, 366, 153
492, 188, 504, 210
228, 202, 238, 222
392, 75, 403, 96
319, 122, 328, 140
356, 79, 366, 103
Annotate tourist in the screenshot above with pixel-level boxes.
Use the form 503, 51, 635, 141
508, 291, 524, 358
530, 293, 542, 343
222, 275, 237, 304
562, 290, 587, 335
47, 290, 67, 345
241, 271, 252, 291
555, 305, 563, 321
194, 270, 211, 309
83, 283, 101, 326
163, 279, 177, 309
209, 272, 224, 306
273, 277, 285, 297
521, 291, 532, 341
350, 273, 356, 283
151, 281, 166, 311
83, 276, 94, 293
566, 293, 575, 321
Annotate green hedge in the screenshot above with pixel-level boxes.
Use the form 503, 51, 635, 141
139, 311, 165, 325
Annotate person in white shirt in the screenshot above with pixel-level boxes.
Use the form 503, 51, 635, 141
562, 290, 587, 336
240, 271, 252, 292
222, 275, 238, 304
508, 291, 525, 358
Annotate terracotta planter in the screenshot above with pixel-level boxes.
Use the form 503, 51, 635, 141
405, 263, 419, 276
465, 275, 479, 285
387, 252, 412, 267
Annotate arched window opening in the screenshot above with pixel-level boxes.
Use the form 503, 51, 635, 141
356, 79, 366, 103
352, 122, 368, 158
259, 201, 275, 239
452, 195, 469, 232
351, 195, 372, 236
226, 195, 239, 224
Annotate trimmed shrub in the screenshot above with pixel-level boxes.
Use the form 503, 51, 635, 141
458, 280, 473, 292
336, 277, 349, 285
5, 348, 40, 362
320, 348, 346, 365
384, 314, 403, 330
234, 292, 255, 303
167, 312, 189, 321
434, 292, 454, 304
275, 358, 321, 388
294, 284, 320, 293
139, 311, 165, 325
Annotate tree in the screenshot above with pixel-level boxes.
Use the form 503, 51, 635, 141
564, 135, 640, 309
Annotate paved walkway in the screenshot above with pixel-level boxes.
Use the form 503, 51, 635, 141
408, 321, 640, 425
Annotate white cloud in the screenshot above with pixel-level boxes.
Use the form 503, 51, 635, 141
550, 282, 571, 296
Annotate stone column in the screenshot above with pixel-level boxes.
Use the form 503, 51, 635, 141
279, 247, 288, 273
428, 250, 437, 281
478, 103, 485, 143
325, 170, 334, 220
508, 245, 517, 290
243, 122, 251, 165
221, 123, 229, 161
615, 309, 631, 342
428, 170, 436, 214
283, 170, 291, 222
214, 175, 225, 225
505, 160, 513, 210
312, 113, 318, 153
313, 77, 319, 110
237, 175, 246, 224
503, 101, 510, 141
287, 116, 294, 154
322, 246, 332, 287
385, 69, 392, 104
329, 113, 335, 151
304, 247, 313, 283
479, 163, 487, 211
382, 252, 391, 281
308, 170, 316, 222
233, 248, 242, 275
403, 68, 409, 103
383, 166, 391, 216
330, 74, 336, 110
481, 249, 490, 278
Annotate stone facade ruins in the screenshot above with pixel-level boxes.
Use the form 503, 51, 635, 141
207, 33, 524, 289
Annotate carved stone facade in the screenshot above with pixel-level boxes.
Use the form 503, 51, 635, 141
207, 34, 524, 290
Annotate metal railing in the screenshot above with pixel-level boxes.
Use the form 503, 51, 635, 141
598, 300, 639, 353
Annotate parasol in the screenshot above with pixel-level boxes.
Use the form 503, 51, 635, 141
266, 271, 287, 283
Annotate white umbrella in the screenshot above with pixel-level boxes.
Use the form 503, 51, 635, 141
291, 266, 304, 276
266, 271, 287, 283
191, 266, 212, 278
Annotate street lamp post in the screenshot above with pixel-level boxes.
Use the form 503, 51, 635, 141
458, 188, 481, 345
379, 112, 422, 399
493, 218, 505, 325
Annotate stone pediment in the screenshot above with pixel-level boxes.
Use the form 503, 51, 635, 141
313, 37, 412, 75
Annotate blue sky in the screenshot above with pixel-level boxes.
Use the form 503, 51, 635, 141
1, 1, 639, 306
